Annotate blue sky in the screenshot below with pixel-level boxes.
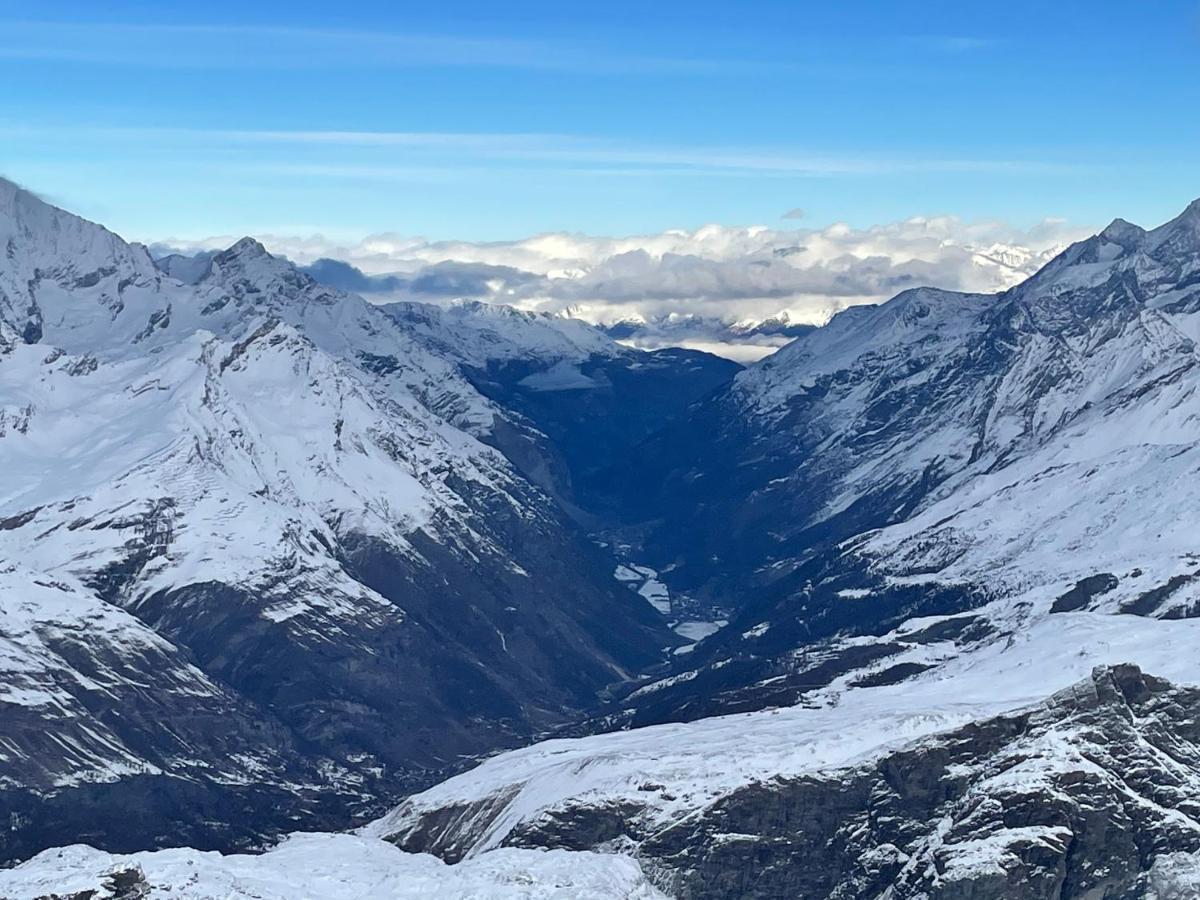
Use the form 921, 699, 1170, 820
2, 1, 1199, 242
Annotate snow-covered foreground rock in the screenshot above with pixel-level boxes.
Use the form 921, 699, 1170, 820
376, 661, 1200, 898
0, 834, 665, 899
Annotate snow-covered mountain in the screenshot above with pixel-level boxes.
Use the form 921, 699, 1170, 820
592, 197, 1200, 721
152, 247, 745, 519
336, 197, 1200, 897
0, 179, 683, 863
13, 183, 1200, 898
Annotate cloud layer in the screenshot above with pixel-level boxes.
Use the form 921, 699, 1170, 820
155, 214, 1092, 358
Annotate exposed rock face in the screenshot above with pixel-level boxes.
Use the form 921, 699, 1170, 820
385, 666, 1200, 900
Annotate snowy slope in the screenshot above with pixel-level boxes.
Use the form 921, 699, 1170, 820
376, 661, 1200, 897
379, 299, 625, 369
357, 197, 1200, 898
0, 178, 672, 862
856, 201, 1200, 609
0, 567, 304, 793
150, 246, 740, 529
370, 613, 1200, 855
0, 833, 665, 900
597, 196, 1200, 717
16, 661, 1200, 898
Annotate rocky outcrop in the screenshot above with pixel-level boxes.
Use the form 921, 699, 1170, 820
386, 666, 1200, 899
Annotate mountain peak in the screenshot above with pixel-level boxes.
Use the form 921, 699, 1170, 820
0, 177, 68, 235
207, 237, 289, 282
1154, 196, 1200, 230
221, 236, 271, 260
0, 176, 21, 205
1175, 197, 1200, 228
1099, 217, 1145, 244
1144, 196, 1200, 253
0, 176, 34, 205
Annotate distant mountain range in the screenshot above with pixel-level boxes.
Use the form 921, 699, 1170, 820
596, 312, 816, 360
153, 230, 1062, 363
155, 250, 806, 361
9, 183, 1200, 898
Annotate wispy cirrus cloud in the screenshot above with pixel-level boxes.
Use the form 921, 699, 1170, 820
166, 127, 1082, 176
0, 20, 1005, 75
0, 20, 792, 75
0, 124, 1091, 180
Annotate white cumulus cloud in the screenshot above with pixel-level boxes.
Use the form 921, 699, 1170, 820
155, 214, 1093, 359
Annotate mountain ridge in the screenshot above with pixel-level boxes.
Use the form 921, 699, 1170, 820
558, 195, 1200, 728
10, 183, 1200, 899
0, 178, 686, 863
